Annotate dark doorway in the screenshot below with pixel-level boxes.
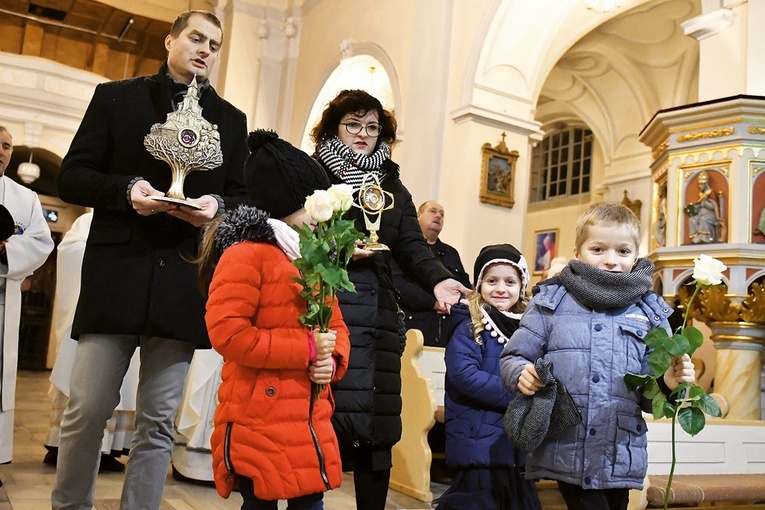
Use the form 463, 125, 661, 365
18, 231, 61, 370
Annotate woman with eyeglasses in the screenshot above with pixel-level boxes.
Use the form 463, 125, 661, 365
310, 89, 468, 510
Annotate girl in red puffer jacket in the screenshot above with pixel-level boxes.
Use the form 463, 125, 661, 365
199, 130, 350, 510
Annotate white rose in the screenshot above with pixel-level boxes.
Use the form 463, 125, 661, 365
304, 189, 333, 222
692, 254, 726, 286
327, 184, 355, 212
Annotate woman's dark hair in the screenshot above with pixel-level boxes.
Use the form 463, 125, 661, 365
310, 89, 397, 148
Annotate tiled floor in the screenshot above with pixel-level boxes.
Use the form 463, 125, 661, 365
1, 370, 444, 510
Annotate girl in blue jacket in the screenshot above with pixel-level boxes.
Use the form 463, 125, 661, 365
436, 244, 542, 510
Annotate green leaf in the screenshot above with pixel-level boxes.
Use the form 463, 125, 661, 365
663, 401, 677, 419
671, 382, 692, 400
643, 327, 669, 349
687, 384, 704, 399
643, 378, 660, 399
647, 348, 673, 377
665, 333, 691, 356
651, 392, 669, 419
696, 393, 722, 417
684, 326, 704, 355
678, 406, 706, 436
624, 373, 652, 392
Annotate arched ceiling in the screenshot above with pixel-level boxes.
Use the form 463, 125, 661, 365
536, 0, 700, 162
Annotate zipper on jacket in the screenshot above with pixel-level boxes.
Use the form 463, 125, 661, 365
223, 422, 236, 487
308, 396, 332, 490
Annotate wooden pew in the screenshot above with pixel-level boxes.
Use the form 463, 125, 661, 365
390, 329, 437, 502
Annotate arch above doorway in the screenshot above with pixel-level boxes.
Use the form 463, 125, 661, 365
454, 0, 653, 135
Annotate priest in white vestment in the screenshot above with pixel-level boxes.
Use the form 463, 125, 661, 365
0, 125, 54, 463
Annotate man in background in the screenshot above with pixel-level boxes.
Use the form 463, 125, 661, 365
0, 125, 54, 469
392, 200, 471, 347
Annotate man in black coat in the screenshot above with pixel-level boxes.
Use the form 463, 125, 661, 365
392, 200, 471, 347
51, 11, 248, 510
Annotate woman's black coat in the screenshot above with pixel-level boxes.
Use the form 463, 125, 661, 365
57, 68, 249, 347
322, 159, 453, 467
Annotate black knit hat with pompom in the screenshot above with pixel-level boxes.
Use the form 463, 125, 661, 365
244, 129, 331, 219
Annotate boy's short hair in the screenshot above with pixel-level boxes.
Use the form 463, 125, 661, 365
575, 202, 641, 252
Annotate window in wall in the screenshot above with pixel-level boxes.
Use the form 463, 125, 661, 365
530, 127, 592, 202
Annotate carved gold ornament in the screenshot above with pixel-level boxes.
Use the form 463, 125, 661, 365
677, 127, 735, 143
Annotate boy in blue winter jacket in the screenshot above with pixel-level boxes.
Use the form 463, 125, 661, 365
499, 202, 695, 510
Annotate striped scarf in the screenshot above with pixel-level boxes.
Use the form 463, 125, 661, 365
316, 136, 390, 189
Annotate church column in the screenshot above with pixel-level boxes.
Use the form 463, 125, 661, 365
709, 322, 765, 420
213, 0, 300, 132
682, 0, 765, 100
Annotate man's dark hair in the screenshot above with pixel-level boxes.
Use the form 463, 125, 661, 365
170, 10, 222, 39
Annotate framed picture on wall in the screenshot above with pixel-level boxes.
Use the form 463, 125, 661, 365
480, 133, 519, 208
533, 229, 558, 274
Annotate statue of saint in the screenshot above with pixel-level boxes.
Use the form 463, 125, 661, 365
685, 170, 725, 244
756, 207, 765, 238
654, 189, 667, 247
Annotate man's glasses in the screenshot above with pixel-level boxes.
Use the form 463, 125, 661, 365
341, 121, 382, 137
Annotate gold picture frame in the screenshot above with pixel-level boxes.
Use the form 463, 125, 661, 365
480, 133, 519, 208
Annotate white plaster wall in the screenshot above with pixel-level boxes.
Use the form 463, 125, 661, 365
0, 53, 104, 159
290, 0, 458, 202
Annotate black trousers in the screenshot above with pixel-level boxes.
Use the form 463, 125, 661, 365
557, 481, 630, 510
339, 442, 391, 510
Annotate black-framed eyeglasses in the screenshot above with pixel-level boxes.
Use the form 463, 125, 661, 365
341, 121, 382, 137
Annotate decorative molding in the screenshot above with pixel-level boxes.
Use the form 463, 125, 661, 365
681, 161, 730, 182
681, 8, 735, 41
748, 126, 765, 135
653, 164, 669, 183
23, 122, 43, 148
0, 67, 37, 89
43, 76, 98, 102
742, 283, 765, 324
451, 104, 543, 140
682, 283, 765, 327
676, 127, 735, 143
652, 139, 669, 160
669, 145, 760, 167
340, 38, 354, 61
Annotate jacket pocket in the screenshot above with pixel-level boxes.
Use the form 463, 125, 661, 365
612, 413, 648, 477
244, 373, 278, 420
618, 323, 649, 374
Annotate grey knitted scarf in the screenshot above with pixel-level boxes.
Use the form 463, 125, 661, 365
558, 258, 654, 310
